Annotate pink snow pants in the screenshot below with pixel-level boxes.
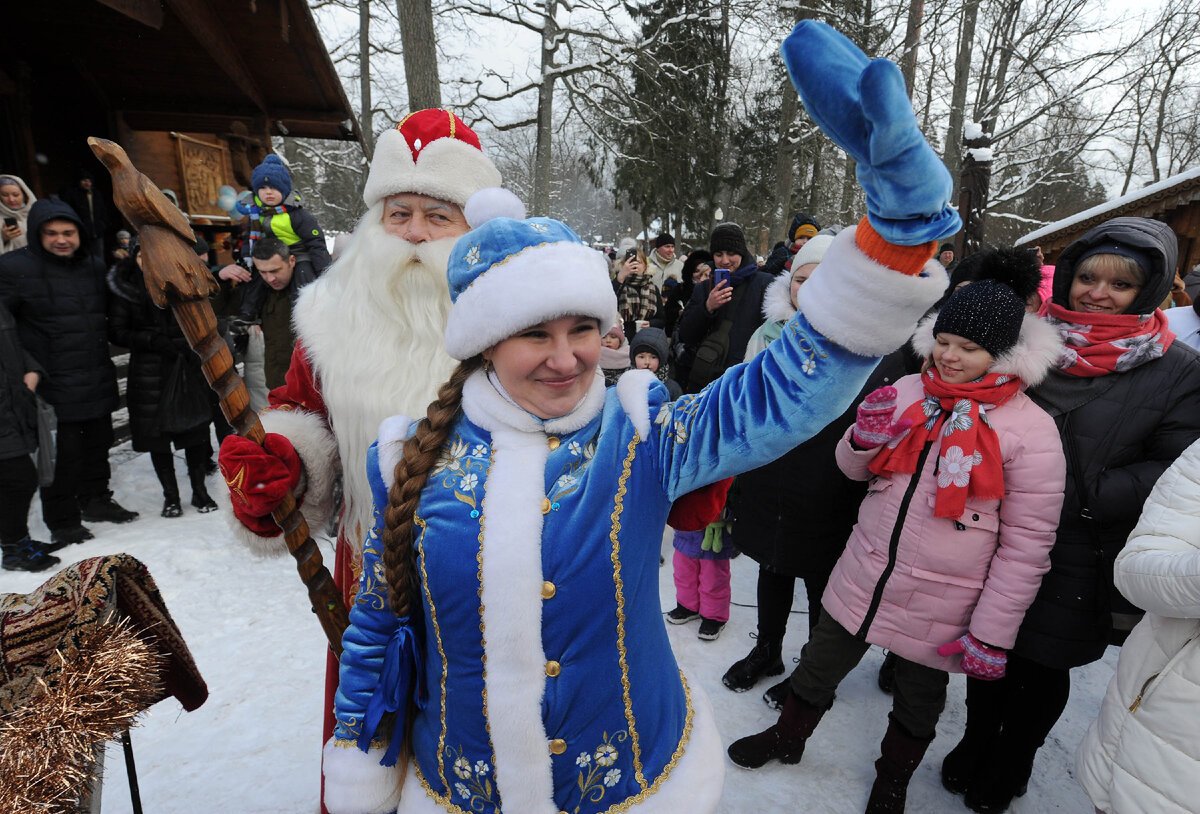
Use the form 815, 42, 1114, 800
673, 550, 731, 622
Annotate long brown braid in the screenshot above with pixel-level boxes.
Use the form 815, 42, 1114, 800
382, 357, 484, 617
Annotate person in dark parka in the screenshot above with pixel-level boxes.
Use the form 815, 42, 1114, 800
0, 299, 60, 571
0, 198, 137, 545
676, 223, 774, 392
944, 216, 1200, 813
108, 240, 217, 517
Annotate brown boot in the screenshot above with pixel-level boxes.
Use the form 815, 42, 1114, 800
865, 715, 934, 813
727, 687, 825, 769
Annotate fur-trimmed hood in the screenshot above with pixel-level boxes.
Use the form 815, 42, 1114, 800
911, 311, 1063, 387
761, 271, 796, 324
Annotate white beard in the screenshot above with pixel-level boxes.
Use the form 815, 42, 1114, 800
292, 203, 458, 545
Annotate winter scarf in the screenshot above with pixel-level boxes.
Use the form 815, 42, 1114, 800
1040, 302, 1175, 377
600, 344, 631, 371
0, 174, 36, 254
617, 273, 659, 323
870, 368, 1021, 519
245, 199, 290, 261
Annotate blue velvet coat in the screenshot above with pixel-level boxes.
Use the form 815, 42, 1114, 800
328, 228, 948, 814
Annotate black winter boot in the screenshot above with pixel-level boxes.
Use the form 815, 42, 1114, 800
2, 537, 61, 572
186, 447, 218, 513
722, 637, 784, 692
80, 493, 138, 523
942, 678, 1004, 796
963, 748, 1033, 813
865, 715, 934, 814
152, 452, 183, 518
727, 687, 825, 769
877, 651, 899, 694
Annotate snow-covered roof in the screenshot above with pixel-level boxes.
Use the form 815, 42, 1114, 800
1016, 166, 1200, 247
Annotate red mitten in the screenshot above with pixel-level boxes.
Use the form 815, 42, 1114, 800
218, 433, 302, 536
851, 386, 912, 449
936, 633, 1007, 681
668, 477, 735, 532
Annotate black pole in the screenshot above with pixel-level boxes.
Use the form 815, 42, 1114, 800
122, 730, 143, 814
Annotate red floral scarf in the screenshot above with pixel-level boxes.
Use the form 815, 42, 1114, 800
1039, 302, 1175, 377
869, 369, 1021, 519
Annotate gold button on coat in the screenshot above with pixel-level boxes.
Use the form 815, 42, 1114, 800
549, 738, 567, 755
546, 660, 561, 677
542, 497, 552, 514
547, 436, 561, 450
541, 581, 556, 599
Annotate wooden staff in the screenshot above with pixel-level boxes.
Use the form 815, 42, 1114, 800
88, 137, 349, 654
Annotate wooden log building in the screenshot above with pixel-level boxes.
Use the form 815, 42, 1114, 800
1015, 167, 1200, 275
1, 0, 360, 264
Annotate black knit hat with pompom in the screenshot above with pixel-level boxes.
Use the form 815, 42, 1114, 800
932, 247, 1041, 358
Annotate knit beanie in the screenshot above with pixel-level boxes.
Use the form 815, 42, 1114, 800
790, 213, 821, 242
653, 233, 675, 250
251, 154, 292, 199
938, 243, 955, 257
932, 247, 1041, 358
444, 190, 617, 360
791, 234, 834, 269
629, 326, 670, 364
709, 223, 750, 263
362, 109, 502, 209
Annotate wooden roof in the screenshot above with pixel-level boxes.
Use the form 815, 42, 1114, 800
9, 0, 360, 142
1016, 167, 1200, 254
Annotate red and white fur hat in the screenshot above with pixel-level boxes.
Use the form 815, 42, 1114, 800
362, 109, 502, 208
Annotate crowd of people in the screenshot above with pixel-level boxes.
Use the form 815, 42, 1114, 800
3, 19, 1200, 814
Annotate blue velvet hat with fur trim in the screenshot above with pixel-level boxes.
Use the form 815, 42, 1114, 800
444, 215, 618, 360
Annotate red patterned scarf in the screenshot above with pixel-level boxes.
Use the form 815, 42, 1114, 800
870, 369, 1021, 519
1039, 302, 1175, 377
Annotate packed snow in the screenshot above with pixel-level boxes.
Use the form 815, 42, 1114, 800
0, 443, 1108, 813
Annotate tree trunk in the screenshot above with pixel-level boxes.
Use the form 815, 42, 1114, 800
957, 131, 991, 257
839, 155, 858, 224
899, 0, 925, 98
772, 82, 799, 240
532, 0, 559, 216
395, 0, 442, 111
943, 0, 980, 194
359, 0, 374, 159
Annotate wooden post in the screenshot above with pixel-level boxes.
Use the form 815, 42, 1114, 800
87, 136, 349, 654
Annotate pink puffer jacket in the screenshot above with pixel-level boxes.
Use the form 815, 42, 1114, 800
821, 372, 1066, 672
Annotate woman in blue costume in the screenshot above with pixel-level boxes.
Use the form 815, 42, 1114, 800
321, 22, 959, 814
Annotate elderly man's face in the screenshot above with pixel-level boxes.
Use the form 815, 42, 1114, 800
382, 193, 468, 242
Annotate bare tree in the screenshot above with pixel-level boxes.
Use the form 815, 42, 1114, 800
397, 0, 443, 110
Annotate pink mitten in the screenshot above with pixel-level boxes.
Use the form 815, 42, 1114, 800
851, 386, 910, 448
937, 633, 1007, 681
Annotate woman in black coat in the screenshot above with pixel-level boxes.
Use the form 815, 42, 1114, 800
945, 217, 1200, 813
108, 244, 217, 517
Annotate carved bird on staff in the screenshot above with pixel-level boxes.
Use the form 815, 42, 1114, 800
87, 137, 218, 308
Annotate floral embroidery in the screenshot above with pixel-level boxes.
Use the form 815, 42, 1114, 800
573, 730, 629, 812
937, 446, 983, 488
431, 435, 490, 514
547, 432, 598, 504
354, 557, 389, 611
530, 222, 550, 233
464, 245, 482, 268
446, 746, 495, 808
801, 358, 817, 375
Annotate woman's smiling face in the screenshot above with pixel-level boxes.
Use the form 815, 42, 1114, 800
1069, 254, 1144, 315
483, 316, 602, 419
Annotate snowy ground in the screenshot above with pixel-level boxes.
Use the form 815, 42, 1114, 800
0, 445, 1109, 813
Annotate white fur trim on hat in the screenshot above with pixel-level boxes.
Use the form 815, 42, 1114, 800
796, 226, 948, 357
363, 128, 501, 208
322, 738, 404, 814
445, 242, 618, 360
911, 310, 1063, 387
465, 187, 526, 227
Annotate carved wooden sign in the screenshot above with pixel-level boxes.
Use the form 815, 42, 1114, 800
173, 133, 227, 217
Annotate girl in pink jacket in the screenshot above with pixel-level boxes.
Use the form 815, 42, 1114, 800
728, 249, 1066, 813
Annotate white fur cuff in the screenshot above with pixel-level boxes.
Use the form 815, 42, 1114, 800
261, 408, 341, 537
323, 738, 404, 814
796, 226, 948, 357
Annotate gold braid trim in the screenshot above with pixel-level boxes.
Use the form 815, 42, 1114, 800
415, 514, 451, 793
609, 434, 645, 789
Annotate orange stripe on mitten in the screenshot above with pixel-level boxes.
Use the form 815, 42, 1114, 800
854, 217, 937, 276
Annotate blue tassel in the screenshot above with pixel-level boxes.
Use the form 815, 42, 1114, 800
357, 618, 425, 767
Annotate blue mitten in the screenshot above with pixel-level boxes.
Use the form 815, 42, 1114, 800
780, 21, 961, 245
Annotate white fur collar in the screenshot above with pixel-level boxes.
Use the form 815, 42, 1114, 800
910, 311, 1064, 387
761, 271, 797, 324
616, 368, 657, 440
461, 368, 607, 436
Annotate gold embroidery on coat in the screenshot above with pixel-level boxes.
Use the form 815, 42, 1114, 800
415, 513, 450, 792
608, 435, 646, 789
477, 453, 499, 773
